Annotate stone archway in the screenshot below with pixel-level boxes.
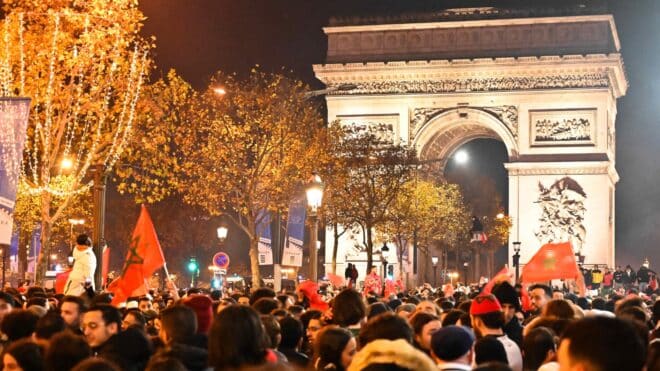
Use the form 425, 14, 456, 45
315, 8, 627, 285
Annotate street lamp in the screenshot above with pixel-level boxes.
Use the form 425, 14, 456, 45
306, 173, 324, 282
432, 256, 439, 287
216, 224, 228, 243
512, 241, 521, 283
463, 262, 469, 285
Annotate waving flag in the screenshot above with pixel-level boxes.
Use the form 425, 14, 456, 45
108, 205, 165, 305
521, 242, 579, 283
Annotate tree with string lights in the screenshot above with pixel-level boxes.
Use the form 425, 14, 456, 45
0, 0, 151, 282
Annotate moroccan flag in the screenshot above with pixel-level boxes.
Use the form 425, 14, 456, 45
108, 205, 165, 305
298, 280, 329, 311
326, 272, 345, 288
521, 242, 579, 283
482, 265, 511, 295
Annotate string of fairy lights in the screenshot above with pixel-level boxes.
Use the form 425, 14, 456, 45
0, 9, 149, 198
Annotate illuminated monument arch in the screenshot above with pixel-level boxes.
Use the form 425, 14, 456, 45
313, 6, 627, 282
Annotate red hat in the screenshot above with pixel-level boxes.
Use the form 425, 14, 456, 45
182, 295, 213, 334
469, 294, 502, 315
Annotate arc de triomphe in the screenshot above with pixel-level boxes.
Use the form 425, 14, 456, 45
314, 7, 627, 282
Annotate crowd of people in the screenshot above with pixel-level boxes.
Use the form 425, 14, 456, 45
0, 263, 657, 371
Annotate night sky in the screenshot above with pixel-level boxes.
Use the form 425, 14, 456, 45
138, 0, 660, 269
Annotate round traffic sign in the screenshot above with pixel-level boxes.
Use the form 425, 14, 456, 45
213, 252, 230, 269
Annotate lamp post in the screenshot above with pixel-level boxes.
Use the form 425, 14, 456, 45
432, 256, 439, 287
68, 218, 85, 251
216, 224, 228, 245
512, 241, 521, 283
306, 173, 324, 282
463, 262, 469, 285
381, 243, 390, 294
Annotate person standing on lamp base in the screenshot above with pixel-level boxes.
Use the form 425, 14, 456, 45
64, 234, 97, 296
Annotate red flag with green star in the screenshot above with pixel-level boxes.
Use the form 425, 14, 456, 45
521, 242, 579, 283
108, 205, 165, 305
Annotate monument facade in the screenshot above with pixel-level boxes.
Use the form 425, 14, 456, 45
314, 7, 627, 281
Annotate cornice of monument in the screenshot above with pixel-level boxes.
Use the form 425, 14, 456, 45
504, 161, 619, 183
313, 53, 627, 97
325, 14, 620, 51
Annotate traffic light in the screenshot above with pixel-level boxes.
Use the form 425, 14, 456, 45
187, 257, 199, 273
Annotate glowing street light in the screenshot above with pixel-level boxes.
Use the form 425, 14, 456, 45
454, 150, 469, 165
213, 86, 227, 96
60, 157, 73, 170
496, 212, 505, 219
216, 224, 228, 242
306, 173, 324, 282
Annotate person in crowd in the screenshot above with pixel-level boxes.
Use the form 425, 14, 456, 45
278, 316, 309, 368
182, 294, 213, 335
637, 261, 655, 293
622, 265, 636, 291
429, 325, 475, 371
314, 326, 356, 371
122, 309, 146, 331
261, 314, 288, 363
357, 312, 413, 348
557, 316, 645, 371
470, 294, 523, 371
145, 355, 187, 371
366, 302, 390, 319
64, 234, 96, 296
409, 311, 441, 356
71, 358, 121, 371
396, 303, 417, 319
253, 297, 282, 315
523, 327, 557, 371
492, 282, 523, 346
0, 292, 16, 326
45, 332, 92, 371
349, 338, 437, 371
612, 266, 624, 291
138, 296, 153, 313
528, 284, 552, 317
301, 309, 324, 356
601, 267, 614, 294
3, 339, 44, 371
60, 295, 88, 335
332, 289, 366, 336
475, 336, 509, 366
208, 305, 273, 369
250, 287, 277, 306
98, 325, 153, 371
2, 310, 39, 343
416, 300, 442, 316
82, 304, 122, 354
345, 264, 354, 288
33, 311, 67, 347
154, 305, 207, 371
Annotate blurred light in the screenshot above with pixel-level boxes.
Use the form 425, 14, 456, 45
60, 157, 73, 170
213, 86, 226, 96
454, 150, 469, 164
217, 225, 228, 240
306, 173, 324, 212
496, 213, 505, 219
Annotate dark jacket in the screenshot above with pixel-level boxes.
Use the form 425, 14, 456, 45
157, 343, 208, 371
502, 317, 523, 347
279, 347, 308, 367
613, 270, 624, 283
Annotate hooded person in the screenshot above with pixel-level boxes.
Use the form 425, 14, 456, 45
64, 234, 96, 296
348, 338, 437, 371
491, 282, 523, 346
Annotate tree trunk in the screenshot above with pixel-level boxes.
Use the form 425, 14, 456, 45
35, 192, 51, 284
248, 235, 261, 289
247, 219, 261, 289
332, 224, 339, 275
365, 224, 373, 276
18, 229, 29, 278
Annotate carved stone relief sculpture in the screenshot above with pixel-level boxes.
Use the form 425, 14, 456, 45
410, 106, 518, 141
530, 109, 596, 146
534, 177, 587, 252
336, 114, 399, 144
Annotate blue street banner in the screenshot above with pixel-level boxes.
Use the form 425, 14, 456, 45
257, 209, 273, 265
0, 98, 30, 246
282, 197, 306, 267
